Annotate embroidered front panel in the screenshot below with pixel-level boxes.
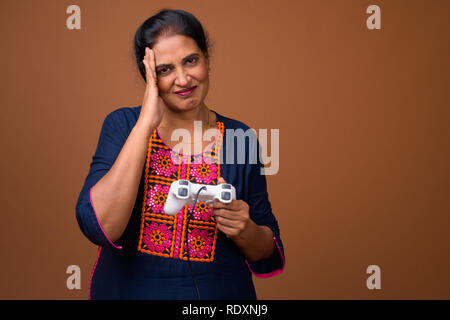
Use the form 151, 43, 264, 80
137, 122, 225, 262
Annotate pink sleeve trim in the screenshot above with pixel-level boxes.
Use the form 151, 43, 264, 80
245, 236, 285, 278
89, 246, 102, 300
89, 186, 123, 250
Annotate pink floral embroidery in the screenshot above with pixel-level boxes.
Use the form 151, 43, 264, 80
191, 154, 214, 165
187, 203, 214, 221
180, 159, 188, 180
142, 222, 172, 253
138, 123, 225, 262
190, 162, 218, 184
146, 184, 169, 213
181, 154, 190, 165
191, 155, 203, 165
150, 149, 178, 177
185, 228, 213, 259
169, 153, 190, 166
203, 156, 214, 165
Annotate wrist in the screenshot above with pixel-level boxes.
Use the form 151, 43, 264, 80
134, 118, 156, 134
230, 221, 276, 261
230, 219, 257, 244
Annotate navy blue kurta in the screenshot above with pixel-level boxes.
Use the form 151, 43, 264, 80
75, 106, 285, 299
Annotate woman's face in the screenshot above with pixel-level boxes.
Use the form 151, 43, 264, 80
152, 34, 210, 112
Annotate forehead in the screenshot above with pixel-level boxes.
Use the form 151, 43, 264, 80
153, 34, 200, 62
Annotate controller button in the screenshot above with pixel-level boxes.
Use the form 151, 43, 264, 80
179, 180, 189, 185
221, 192, 231, 201
221, 184, 231, 189
178, 188, 188, 197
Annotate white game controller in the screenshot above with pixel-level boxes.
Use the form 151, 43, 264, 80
164, 179, 237, 215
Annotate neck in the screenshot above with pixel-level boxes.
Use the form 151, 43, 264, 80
160, 102, 212, 131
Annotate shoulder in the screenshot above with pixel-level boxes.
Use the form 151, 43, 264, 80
214, 110, 260, 162
214, 111, 258, 145
105, 106, 141, 125
100, 106, 141, 142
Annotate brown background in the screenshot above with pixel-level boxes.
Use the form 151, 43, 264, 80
0, 0, 449, 299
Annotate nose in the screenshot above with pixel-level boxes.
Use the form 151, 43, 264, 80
174, 68, 192, 87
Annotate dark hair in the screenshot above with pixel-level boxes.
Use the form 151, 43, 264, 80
134, 8, 213, 83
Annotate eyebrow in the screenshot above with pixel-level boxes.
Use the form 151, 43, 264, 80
155, 53, 199, 69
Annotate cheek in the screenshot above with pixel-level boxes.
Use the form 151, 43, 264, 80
194, 62, 209, 81
197, 71, 209, 93
157, 80, 172, 95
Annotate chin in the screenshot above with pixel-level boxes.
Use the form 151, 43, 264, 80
170, 96, 207, 112
166, 99, 202, 113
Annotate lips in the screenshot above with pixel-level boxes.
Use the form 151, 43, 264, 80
175, 86, 197, 95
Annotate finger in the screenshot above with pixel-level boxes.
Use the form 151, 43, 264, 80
213, 207, 249, 231
142, 48, 153, 84
209, 199, 242, 212
217, 224, 239, 238
213, 208, 235, 220
209, 200, 229, 210
215, 215, 239, 229
148, 48, 157, 80
143, 48, 157, 85
217, 177, 227, 184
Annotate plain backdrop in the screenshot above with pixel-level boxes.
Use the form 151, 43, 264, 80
0, 0, 449, 299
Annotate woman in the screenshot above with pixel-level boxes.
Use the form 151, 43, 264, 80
76, 8, 285, 299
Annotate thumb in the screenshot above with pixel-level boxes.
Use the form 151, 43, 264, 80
217, 177, 227, 184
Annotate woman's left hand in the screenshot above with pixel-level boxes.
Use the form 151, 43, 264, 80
209, 177, 250, 239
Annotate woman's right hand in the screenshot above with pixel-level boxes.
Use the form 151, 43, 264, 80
138, 47, 166, 130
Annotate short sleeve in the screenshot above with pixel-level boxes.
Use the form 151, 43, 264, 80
75, 110, 127, 249
243, 135, 285, 278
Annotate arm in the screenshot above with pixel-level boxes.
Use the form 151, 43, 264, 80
211, 198, 275, 261
215, 128, 285, 275
90, 120, 154, 243
231, 220, 275, 262
211, 177, 275, 261
86, 46, 164, 244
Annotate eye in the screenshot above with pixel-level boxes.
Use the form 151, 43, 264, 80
157, 67, 170, 75
186, 57, 198, 64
